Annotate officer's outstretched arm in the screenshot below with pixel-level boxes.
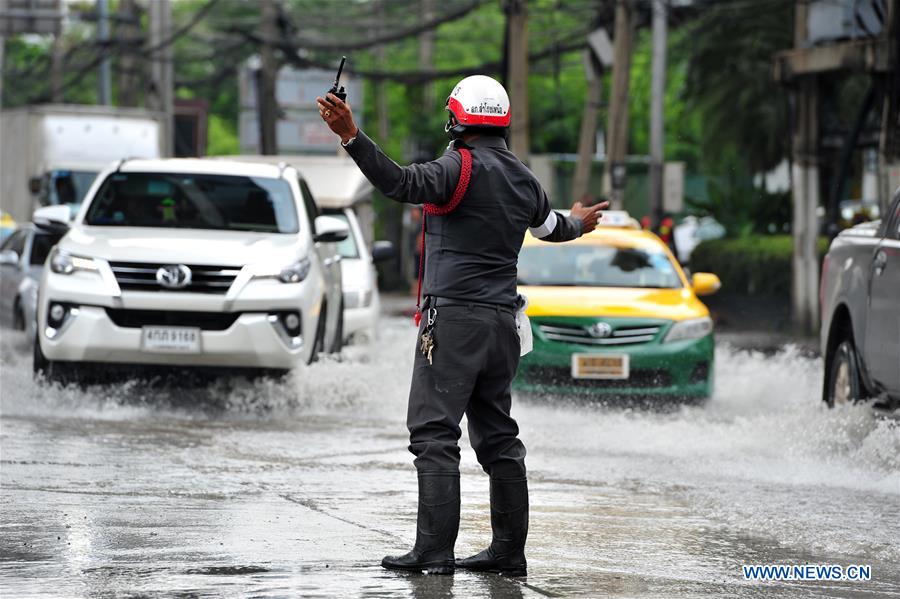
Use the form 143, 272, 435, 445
531, 189, 606, 242
342, 130, 462, 206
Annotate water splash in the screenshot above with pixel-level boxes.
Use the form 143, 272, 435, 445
2, 322, 897, 564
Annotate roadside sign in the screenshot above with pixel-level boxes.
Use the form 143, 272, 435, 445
0, 0, 62, 35
664, 161, 685, 213
239, 63, 363, 154
587, 28, 614, 67
610, 161, 627, 191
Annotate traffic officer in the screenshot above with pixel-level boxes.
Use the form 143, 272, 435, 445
317, 75, 606, 576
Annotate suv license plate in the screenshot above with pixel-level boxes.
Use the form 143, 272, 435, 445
141, 326, 201, 353
571, 353, 629, 380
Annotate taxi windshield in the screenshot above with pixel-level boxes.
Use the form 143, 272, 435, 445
518, 243, 682, 289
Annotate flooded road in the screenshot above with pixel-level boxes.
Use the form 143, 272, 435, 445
1, 319, 898, 598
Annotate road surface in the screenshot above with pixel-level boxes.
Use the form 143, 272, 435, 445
1, 319, 898, 598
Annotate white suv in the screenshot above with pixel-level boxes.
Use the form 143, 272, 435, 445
34, 158, 347, 381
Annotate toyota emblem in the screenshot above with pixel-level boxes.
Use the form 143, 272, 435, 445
588, 322, 612, 338
156, 264, 192, 289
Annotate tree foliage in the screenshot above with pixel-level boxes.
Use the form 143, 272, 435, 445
628, 27, 703, 170
680, 0, 794, 174
1, 0, 796, 181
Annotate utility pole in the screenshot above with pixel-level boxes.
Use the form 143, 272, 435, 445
258, 0, 279, 155
790, 0, 820, 334
573, 52, 603, 203
604, 0, 634, 209
148, 0, 173, 156
96, 0, 111, 105
649, 0, 667, 227
50, 33, 64, 102
375, 0, 390, 143
505, 0, 530, 161
879, 0, 900, 212
116, 0, 139, 107
420, 0, 435, 111
0, 36, 4, 108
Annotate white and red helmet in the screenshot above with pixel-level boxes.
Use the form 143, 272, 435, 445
445, 75, 511, 137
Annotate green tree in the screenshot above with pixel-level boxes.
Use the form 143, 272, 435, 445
679, 0, 794, 174
628, 27, 703, 170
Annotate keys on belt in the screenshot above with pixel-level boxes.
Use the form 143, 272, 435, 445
419, 308, 437, 365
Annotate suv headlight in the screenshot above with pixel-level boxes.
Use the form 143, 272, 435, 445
49, 249, 99, 275
278, 258, 311, 283
252, 257, 312, 284
664, 317, 713, 343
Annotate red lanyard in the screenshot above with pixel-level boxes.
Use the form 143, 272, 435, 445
414, 147, 473, 326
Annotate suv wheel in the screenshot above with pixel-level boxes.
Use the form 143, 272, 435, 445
13, 300, 25, 331
33, 332, 50, 378
307, 301, 327, 365
33, 332, 80, 384
826, 338, 865, 407
327, 298, 344, 354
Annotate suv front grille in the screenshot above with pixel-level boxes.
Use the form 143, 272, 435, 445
537, 322, 661, 346
109, 261, 240, 294
105, 308, 240, 331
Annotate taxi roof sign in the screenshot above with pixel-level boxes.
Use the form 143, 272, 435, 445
598, 210, 640, 229
548, 208, 640, 229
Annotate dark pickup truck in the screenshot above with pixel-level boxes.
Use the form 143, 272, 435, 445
820, 188, 900, 411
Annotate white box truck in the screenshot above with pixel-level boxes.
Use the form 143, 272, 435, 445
0, 104, 164, 223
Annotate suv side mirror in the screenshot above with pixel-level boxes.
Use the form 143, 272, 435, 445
33, 205, 72, 235
313, 215, 349, 244
0, 250, 19, 267
28, 176, 42, 195
371, 240, 395, 263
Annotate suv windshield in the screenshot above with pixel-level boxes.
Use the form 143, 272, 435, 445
518, 243, 682, 289
85, 172, 299, 233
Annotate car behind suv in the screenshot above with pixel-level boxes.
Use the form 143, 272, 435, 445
34, 158, 347, 381
0, 223, 63, 340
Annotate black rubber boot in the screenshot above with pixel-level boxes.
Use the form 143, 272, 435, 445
382, 472, 460, 575
456, 476, 528, 577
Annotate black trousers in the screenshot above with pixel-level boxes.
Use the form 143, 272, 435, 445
406, 302, 526, 479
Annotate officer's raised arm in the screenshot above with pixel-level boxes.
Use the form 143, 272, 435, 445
316, 93, 461, 205
530, 186, 609, 242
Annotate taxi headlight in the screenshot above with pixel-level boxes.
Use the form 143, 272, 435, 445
49, 249, 99, 275
664, 317, 713, 343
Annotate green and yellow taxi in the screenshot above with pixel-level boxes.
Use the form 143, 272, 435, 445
516, 212, 721, 399
0, 212, 16, 245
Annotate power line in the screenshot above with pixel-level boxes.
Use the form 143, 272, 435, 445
222, 0, 487, 53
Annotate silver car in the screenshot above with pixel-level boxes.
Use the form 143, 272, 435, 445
0, 224, 62, 340
820, 188, 900, 411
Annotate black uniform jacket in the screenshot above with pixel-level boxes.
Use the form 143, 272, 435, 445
343, 130, 583, 307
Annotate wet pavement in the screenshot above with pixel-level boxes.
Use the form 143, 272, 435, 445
1, 318, 899, 598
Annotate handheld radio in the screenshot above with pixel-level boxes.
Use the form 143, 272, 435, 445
326, 56, 347, 103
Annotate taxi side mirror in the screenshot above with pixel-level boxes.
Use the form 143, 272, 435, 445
692, 272, 721, 296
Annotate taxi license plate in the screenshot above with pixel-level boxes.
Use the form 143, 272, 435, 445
141, 326, 201, 353
571, 353, 629, 380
